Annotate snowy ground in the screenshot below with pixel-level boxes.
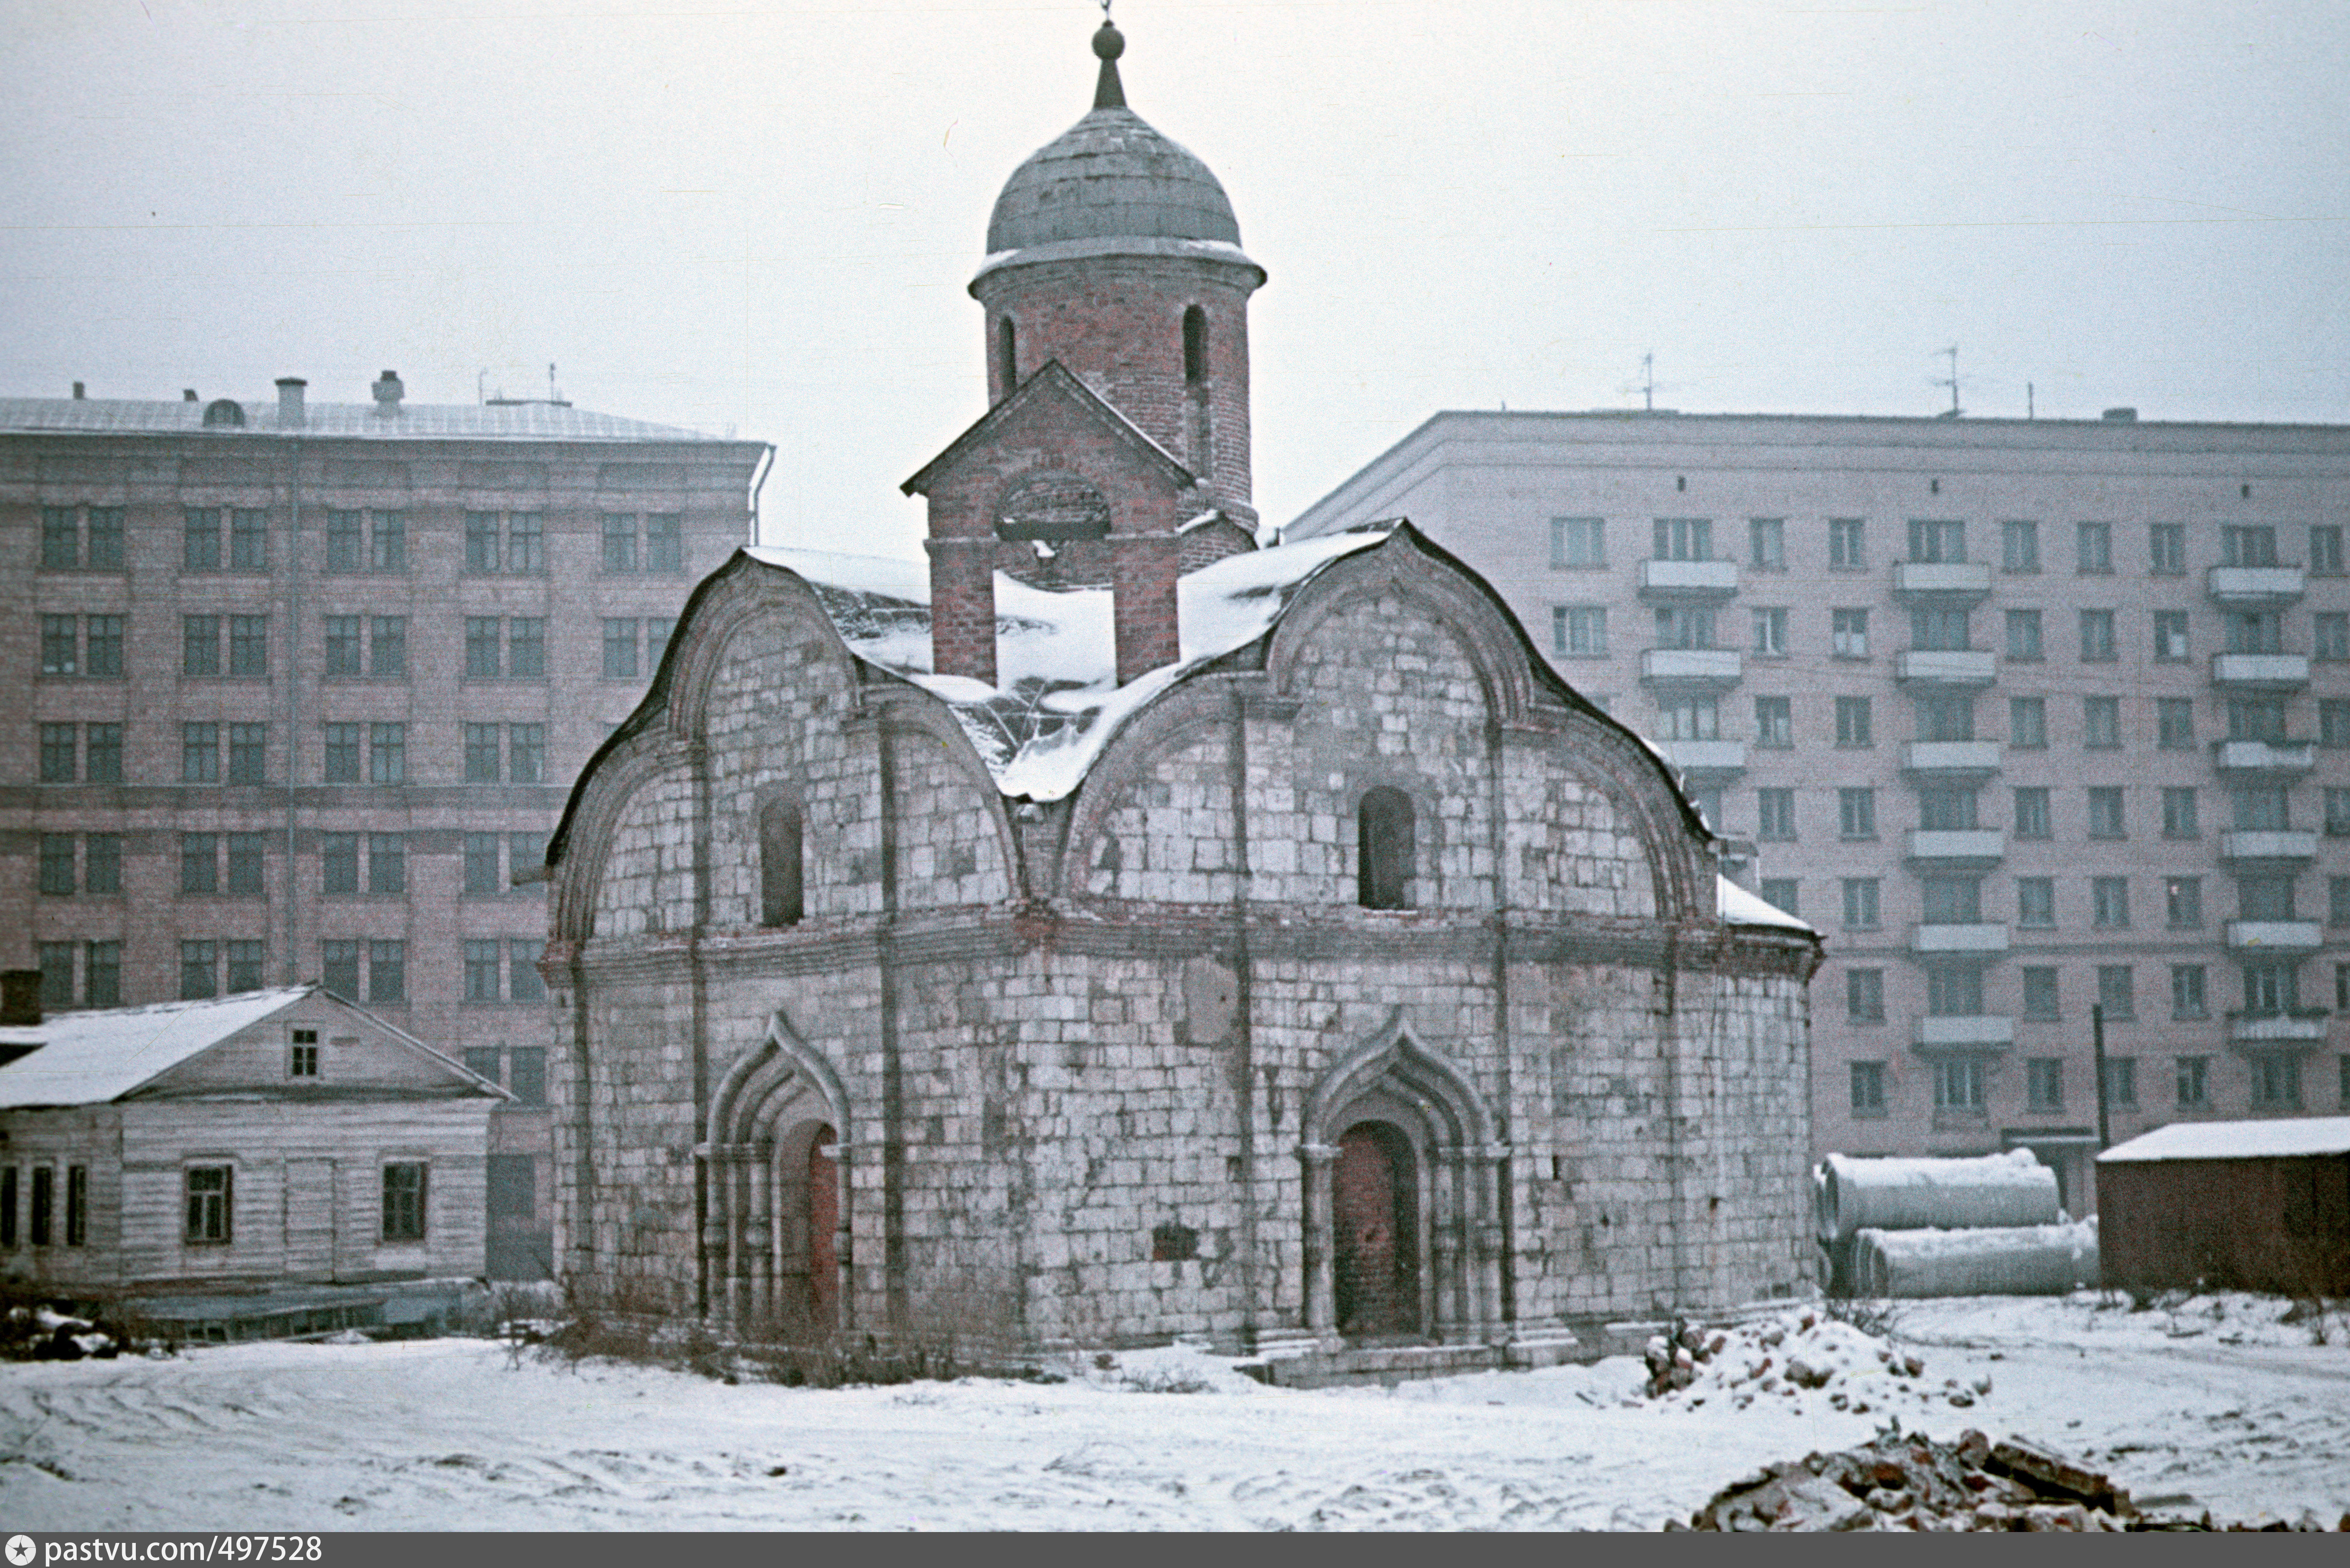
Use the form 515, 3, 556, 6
1, 1293, 2343, 1531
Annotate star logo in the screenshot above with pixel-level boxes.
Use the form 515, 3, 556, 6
6, 1534, 35, 1566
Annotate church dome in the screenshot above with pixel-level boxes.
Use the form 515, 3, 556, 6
986, 106, 1242, 255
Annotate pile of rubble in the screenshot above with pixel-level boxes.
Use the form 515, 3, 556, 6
1641, 1310, 1988, 1416
1672, 1424, 2346, 1532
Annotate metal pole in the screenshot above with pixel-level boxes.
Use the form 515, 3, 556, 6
2091, 1003, 2111, 1151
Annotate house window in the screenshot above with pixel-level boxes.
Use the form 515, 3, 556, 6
1933, 1059, 1986, 1112
1750, 607, 1788, 655
290, 1031, 319, 1078
326, 510, 363, 572
2149, 523, 2185, 575
1846, 968, 1883, 1022
228, 832, 266, 894
370, 512, 407, 573
2221, 524, 2279, 567
760, 800, 805, 926
184, 615, 221, 676
1831, 608, 1869, 659
1849, 1061, 1886, 1115
2175, 1055, 2209, 1107
508, 1045, 547, 1105
2312, 526, 2345, 576
1841, 879, 1880, 931
464, 833, 500, 895
0, 1169, 13, 1248
1828, 519, 1866, 568
1753, 696, 1791, 749
1356, 788, 1415, 910
1652, 517, 1713, 561
2317, 614, 2350, 661
228, 724, 267, 784
2251, 1053, 2302, 1110
2162, 787, 2200, 840
2092, 877, 2130, 929
1837, 788, 1876, 840
86, 942, 120, 1006
2013, 787, 2051, 840
603, 618, 641, 678
2103, 1057, 2138, 1108
2004, 609, 2042, 661
1756, 789, 1795, 841
225, 941, 264, 994
184, 507, 223, 571
2079, 610, 2117, 662
182, 834, 219, 894
185, 1166, 233, 1244
1654, 606, 1715, 649
64, 1167, 87, 1247
1835, 696, 1872, 747
1759, 877, 1799, 913
2158, 698, 2195, 749
2096, 964, 2135, 1021
2075, 521, 2113, 573
465, 939, 502, 1002
370, 723, 406, 784
368, 940, 406, 1004
2172, 964, 2208, 1020
509, 724, 544, 784
1550, 517, 1604, 568
2016, 878, 2055, 928
323, 723, 361, 784
2002, 520, 2040, 573
602, 512, 639, 573
1654, 695, 1718, 740
2166, 876, 2204, 930
2026, 1058, 2064, 1112
1910, 606, 1971, 652
1749, 518, 1785, 569
1908, 519, 1966, 563
381, 1163, 428, 1243
1918, 785, 1979, 830
510, 940, 546, 1004
2022, 966, 2059, 1020
2154, 611, 2191, 662
2009, 696, 2047, 749
2086, 787, 2126, 839
1922, 875, 1981, 924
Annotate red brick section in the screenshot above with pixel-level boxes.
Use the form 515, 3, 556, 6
1111, 533, 1182, 683
807, 1125, 839, 1328
924, 536, 998, 685
1334, 1123, 1415, 1337
973, 254, 1259, 521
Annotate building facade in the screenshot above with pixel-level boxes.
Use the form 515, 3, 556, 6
543, 23, 1822, 1353
1289, 410, 2350, 1211
0, 378, 767, 1274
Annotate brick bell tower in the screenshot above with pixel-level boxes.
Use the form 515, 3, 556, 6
904, 15, 1266, 687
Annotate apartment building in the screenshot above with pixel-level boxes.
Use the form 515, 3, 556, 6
1289, 409, 2350, 1210
2, 374, 768, 1274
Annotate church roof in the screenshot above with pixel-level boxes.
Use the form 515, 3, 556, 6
900, 359, 1194, 498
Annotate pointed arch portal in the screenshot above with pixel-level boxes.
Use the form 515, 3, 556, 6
704, 1013, 851, 1333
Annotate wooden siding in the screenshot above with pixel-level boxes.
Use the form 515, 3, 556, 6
2099, 1154, 2350, 1296
137, 995, 486, 1100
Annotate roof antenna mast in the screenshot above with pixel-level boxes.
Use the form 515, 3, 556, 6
1933, 345, 1963, 419
1642, 351, 1656, 414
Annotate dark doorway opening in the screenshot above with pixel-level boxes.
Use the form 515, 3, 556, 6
1334, 1120, 1420, 1337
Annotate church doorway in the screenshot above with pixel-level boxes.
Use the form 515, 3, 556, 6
804, 1125, 838, 1330
1334, 1120, 1420, 1338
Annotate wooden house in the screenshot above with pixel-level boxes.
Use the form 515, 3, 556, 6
0, 983, 506, 1293
2096, 1118, 2350, 1297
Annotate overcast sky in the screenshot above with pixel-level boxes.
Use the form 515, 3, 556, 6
6, 0, 2344, 556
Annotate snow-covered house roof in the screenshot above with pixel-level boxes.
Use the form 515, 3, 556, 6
2098, 1117, 2350, 1164
0, 986, 498, 1110
0, 397, 741, 444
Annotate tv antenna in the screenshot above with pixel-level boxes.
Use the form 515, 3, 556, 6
1933, 345, 1963, 418
1640, 352, 1656, 413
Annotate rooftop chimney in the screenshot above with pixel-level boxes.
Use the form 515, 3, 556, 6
183, 388, 198, 402
372, 370, 405, 414
71, 382, 84, 400
0, 970, 41, 1028
276, 377, 307, 427
2102, 406, 2138, 423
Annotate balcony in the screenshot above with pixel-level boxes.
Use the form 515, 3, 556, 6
1915, 1015, 2016, 1050
2212, 739, 2315, 776
2210, 653, 2310, 690
1902, 740, 2003, 777
2218, 830, 2318, 863
1892, 561, 1994, 599
2206, 565, 2306, 606
1638, 559, 1739, 599
2224, 919, 2323, 952
1895, 649, 1997, 686
2228, 1010, 2330, 1045
1640, 648, 1743, 687
1911, 922, 2010, 954
1905, 829, 2006, 867
1654, 739, 1747, 778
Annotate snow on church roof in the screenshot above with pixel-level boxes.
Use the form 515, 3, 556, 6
1717, 876, 1813, 934
748, 527, 1387, 802
2098, 1116, 2350, 1163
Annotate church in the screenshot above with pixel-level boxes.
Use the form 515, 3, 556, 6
542, 18, 1821, 1357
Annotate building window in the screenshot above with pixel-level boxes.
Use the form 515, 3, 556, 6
2175, 1055, 2210, 1107
64, 1166, 87, 1248
230, 509, 267, 570
2221, 524, 2279, 567
1652, 517, 1714, 561
2075, 521, 2113, 574
2233, 783, 2291, 831
369, 724, 406, 784
997, 315, 1018, 392
36, 944, 73, 1009
38, 834, 74, 896
508, 1044, 548, 1104
1846, 968, 1884, 1022
26, 1168, 53, 1247
1759, 877, 1799, 913
760, 800, 805, 926
465, 617, 501, 678
41, 507, 78, 570
1926, 960, 1985, 1017
41, 614, 80, 676
2092, 876, 2130, 929
183, 615, 221, 676
227, 832, 265, 895
182, 723, 220, 784
185, 1166, 233, 1244
0, 1168, 16, 1248
464, 723, 502, 783
86, 835, 121, 895
2101, 1056, 2138, 1108
1921, 874, 1981, 925
325, 616, 362, 677
2226, 610, 2284, 655
1654, 695, 1718, 740
370, 512, 407, 573
1828, 519, 1865, 569
1835, 696, 1872, 748
647, 617, 675, 669
184, 507, 223, 571
382, 1163, 428, 1243
2003, 609, 2042, 661
2096, 964, 2135, 1021
1550, 517, 1604, 568
1841, 879, 1880, 931
2233, 696, 2290, 743
2079, 609, 2117, 662
290, 1031, 319, 1078
40, 723, 77, 783
2148, 522, 2185, 576
367, 939, 406, 1004
1750, 607, 1788, 655
321, 940, 361, 998
2013, 787, 2051, 840
1915, 693, 1975, 743
326, 510, 363, 572
1917, 785, 1979, 831
1551, 606, 1605, 656
1907, 519, 1965, 563
465, 511, 501, 574
88, 507, 124, 571
2022, 966, 2059, 1020
510, 940, 546, 1004
1756, 788, 1795, 841
1831, 608, 1869, 659
230, 611, 266, 672
465, 939, 502, 1002
465, 1047, 503, 1086
228, 723, 267, 784
2153, 611, 2191, 662
2166, 875, 2204, 930
1749, 518, 1785, 569
464, 833, 501, 895
2170, 964, 2208, 1021
362, 832, 403, 895
2157, 698, 2195, 750
2328, 789, 2350, 838
1356, 788, 1414, 911
179, 940, 217, 1000
2086, 787, 2126, 839
2317, 614, 2350, 661
1849, 1061, 1886, 1115
1753, 696, 1791, 749
2312, 525, 2346, 577
181, 832, 218, 894
510, 723, 544, 784
320, 833, 359, 895
2251, 1053, 2302, 1110
2002, 520, 2040, 573
602, 512, 639, 574
86, 942, 120, 1007
604, 618, 641, 678
2009, 696, 2047, 749
508, 618, 546, 678
1653, 605, 1715, 650
225, 940, 264, 993
323, 723, 361, 784
2026, 1058, 2064, 1111
1910, 606, 1971, 652
1838, 788, 1876, 840
1933, 1059, 1986, 1113
2016, 878, 2055, 928
2158, 787, 2200, 840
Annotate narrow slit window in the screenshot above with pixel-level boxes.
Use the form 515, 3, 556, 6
760, 800, 805, 927
1357, 787, 1415, 910
996, 316, 1018, 396
1183, 306, 1208, 384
